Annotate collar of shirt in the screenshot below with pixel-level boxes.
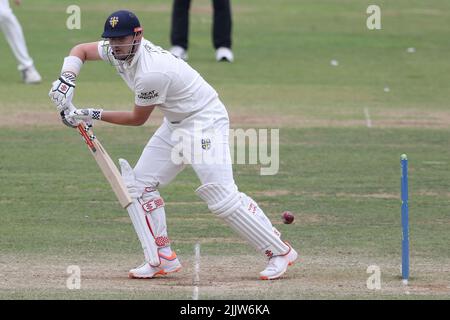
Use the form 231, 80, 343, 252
124, 38, 145, 69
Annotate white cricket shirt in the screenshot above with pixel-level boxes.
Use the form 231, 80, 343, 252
98, 38, 219, 123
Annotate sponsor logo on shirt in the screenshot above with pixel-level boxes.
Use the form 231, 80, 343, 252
138, 90, 159, 100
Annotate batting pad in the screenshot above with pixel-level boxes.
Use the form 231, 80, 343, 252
119, 158, 160, 266
196, 183, 289, 257
240, 192, 274, 233
139, 189, 170, 248
127, 202, 160, 266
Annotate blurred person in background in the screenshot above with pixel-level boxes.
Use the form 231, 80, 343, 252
0, 0, 41, 84
169, 0, 234, 62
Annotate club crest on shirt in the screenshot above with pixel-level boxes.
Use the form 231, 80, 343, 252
138, 90, 159, 100
201, 138, 211, 150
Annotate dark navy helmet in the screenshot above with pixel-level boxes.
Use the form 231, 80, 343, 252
102, 10, 142, 38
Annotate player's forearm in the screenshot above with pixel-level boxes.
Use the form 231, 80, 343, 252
100, 111, 147, 126
60, 43, 100, 78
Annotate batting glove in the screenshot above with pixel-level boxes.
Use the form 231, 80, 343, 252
48, 73, 76, 111
59, 109, 79, 128
66, 108, 103, 126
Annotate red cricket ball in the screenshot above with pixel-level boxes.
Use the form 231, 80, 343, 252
282, 211, 295, 224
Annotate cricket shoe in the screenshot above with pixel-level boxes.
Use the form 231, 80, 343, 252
259, 244, 298, 280
215, 47, 234, 62
128, 251, 182, 279
21, 66, 42, 84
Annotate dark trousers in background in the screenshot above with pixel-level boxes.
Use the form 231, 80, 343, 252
170, 0, 232, 50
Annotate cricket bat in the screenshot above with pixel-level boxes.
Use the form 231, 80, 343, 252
65, 105, 161, 265
67, 105, 132, 209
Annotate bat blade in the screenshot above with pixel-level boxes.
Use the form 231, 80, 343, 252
77, 123, 132, 208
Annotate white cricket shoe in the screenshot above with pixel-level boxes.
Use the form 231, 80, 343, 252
129, 251, 182, 279
259, 244, 298, 280
22, 66, 42, 84
215, 47, 234, 62
170, 46, 188, 61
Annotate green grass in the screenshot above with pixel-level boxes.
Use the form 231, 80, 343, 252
1, 0, 449, 299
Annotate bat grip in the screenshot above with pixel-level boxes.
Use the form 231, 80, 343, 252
66, 103, 95, 150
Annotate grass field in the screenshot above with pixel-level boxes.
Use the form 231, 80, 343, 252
1, 0, 449, 300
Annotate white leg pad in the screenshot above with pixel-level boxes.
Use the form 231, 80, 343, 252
241, 192, 282, 238
196, 183, 289, 257
126, 201, 160, 267
138, 188, 171, 248
120, 158, 160, 266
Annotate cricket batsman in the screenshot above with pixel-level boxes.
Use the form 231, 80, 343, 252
49, 10, 297, 280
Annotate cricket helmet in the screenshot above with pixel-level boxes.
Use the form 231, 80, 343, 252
102, 10, 142, 38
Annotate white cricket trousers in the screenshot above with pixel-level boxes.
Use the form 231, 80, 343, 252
0, 0, 34, 70
132, 99, 283, 259
134, 99, 235, 189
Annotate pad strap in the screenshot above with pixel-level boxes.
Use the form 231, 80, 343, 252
141, 198, 165, 213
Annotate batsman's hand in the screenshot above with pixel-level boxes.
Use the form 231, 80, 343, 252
65, 107, 103, 127
59, 109, 79, 128
48, 74, 76, 111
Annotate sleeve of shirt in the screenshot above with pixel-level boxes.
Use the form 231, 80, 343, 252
97, 40, 109, 61
134, 72, 170, 106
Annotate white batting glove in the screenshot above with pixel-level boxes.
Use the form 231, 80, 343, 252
65, 108, 103, 127
119, 159, 141, 199
48, 73, 76, 111
59, 109, 79, 128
